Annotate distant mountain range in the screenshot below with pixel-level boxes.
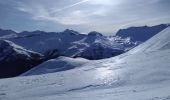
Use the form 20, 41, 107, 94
0, 23, 169, 78
0, 25, 170, 100
1, 29, 126, 60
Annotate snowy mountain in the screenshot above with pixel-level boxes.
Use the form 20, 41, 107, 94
0, 29, 17, 39
0, 40, 44, 78
0, 24, 167, 60
6, 29, 124, 60
108, 36, 139, 51
116, 24, 170, 42
0, 24, 169, 78
0, 27, 170, 100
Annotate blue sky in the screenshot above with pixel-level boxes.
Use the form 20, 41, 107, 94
0, 0, 170, 34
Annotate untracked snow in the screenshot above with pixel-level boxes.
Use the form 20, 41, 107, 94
0, 27, 170, 100
22, 56, 89, 76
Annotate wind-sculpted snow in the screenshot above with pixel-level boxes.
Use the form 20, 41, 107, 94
22, 56, 89, 76
0, 27, 170, 100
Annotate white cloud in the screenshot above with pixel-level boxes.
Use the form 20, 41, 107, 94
15, 0, 170, 34
87, 0, 122, 6
51, 0, 89, 13
17, 3, 91, 25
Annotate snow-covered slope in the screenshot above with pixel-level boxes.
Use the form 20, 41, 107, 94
0, 27, 170, 100
0, 40, 43, 78
22, 56, 89, 76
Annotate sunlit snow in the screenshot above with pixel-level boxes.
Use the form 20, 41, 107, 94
0, 27, 170, 100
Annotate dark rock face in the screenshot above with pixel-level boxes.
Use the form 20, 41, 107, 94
116, 24, 170, 42
0, 40, 44, 78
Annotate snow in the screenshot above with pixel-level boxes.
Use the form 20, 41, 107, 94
8, 29, 124, 59
1, 24, 166, 60
0, 40, 42, 60
116, 24, 169, 42
0, 29, 17, 39
0, 27, 170, 100
129, 26, 170, 54
22, 56, 89, 76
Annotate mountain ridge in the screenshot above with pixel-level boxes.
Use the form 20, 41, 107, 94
0, 26, 170, 100
0, 24, 169, 78
115, 24, 170, 42
0, 40, 44, 78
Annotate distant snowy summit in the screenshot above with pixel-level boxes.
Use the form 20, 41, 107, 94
115, 24, 170, 42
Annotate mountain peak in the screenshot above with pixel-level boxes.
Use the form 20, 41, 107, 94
62, 29, 80, 35
0, 28, 17, 38
88, 31, 103, 37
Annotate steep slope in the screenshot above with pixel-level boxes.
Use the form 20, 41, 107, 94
116, 24, 170, 42
0, 40, 44, 78
0, 27, 170, 100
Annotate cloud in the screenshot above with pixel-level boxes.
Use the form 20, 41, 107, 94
87, 0, 122, 6
2, 0, 170, 34
17, 2, 91, 25
51, 0, 89, 13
